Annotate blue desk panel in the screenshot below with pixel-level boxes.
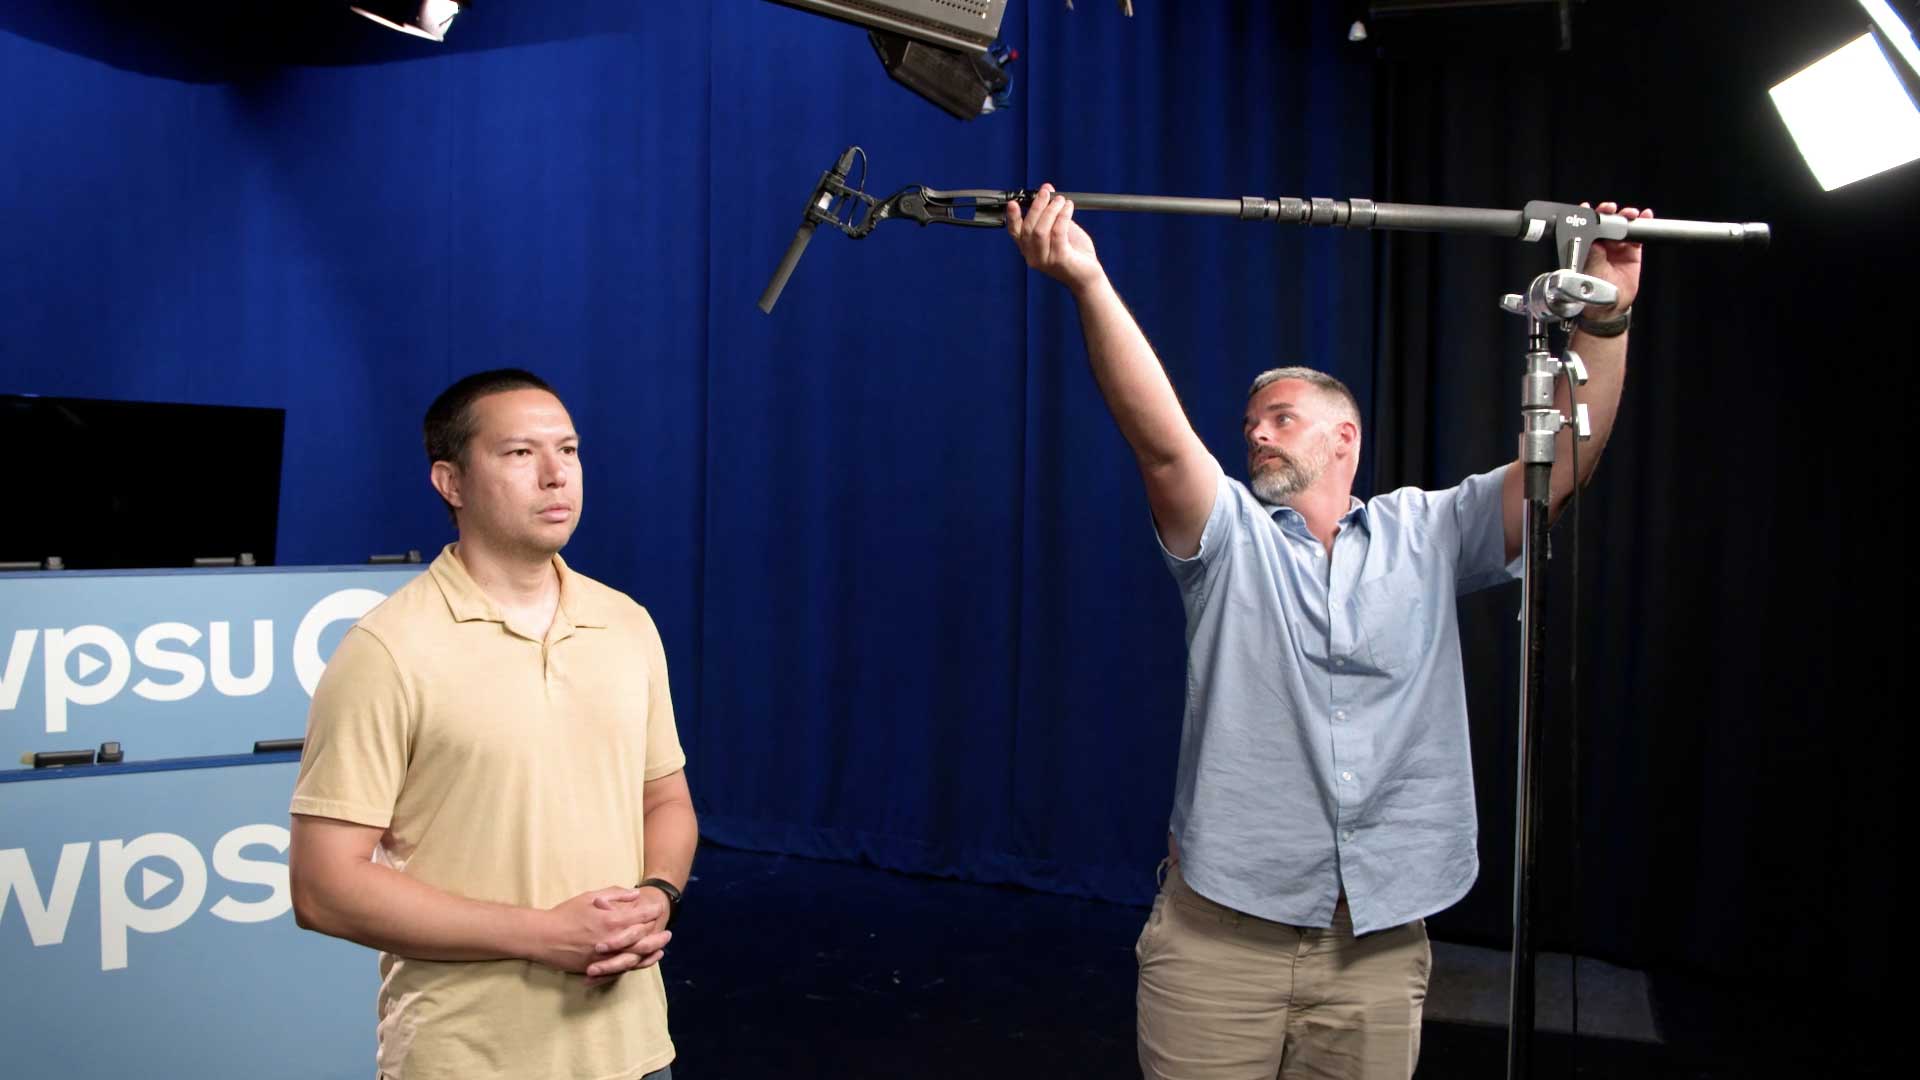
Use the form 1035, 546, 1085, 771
1, 757, 372, 1079
1, 564, 425, 761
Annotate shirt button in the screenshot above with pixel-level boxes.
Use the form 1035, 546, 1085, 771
1334, 710, 1348, 722
1342, 771, 1354, 782
1333, 657, 1346, 668
1343, 830, 1355, 842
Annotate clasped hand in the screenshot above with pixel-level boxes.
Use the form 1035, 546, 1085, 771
541, 886, 673, 987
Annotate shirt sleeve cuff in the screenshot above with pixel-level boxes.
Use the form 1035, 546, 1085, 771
1156, 464, 1231, 569
288, 797, 393, 830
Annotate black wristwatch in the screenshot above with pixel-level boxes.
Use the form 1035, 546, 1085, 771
638, 878, 682, 929
1575, 305, 1632, 338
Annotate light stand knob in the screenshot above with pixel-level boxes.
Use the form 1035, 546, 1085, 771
1563, 348, 1590, 386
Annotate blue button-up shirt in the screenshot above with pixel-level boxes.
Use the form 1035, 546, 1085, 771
1161, 461, 1519, 934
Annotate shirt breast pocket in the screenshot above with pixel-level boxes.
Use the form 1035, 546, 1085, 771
1354, 576, 1427, 674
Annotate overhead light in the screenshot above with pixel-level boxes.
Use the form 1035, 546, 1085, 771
1861, 0, 1920, 76
1770, 30, 1920, 190
762, 1, 1015, 119
764, 1, 1009, 55
869, 32, 1015, 120
1348, 20, 1369, 42
350, 0, 467, 43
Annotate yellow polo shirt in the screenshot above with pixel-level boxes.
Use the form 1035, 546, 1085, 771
291, 544, 686, 1080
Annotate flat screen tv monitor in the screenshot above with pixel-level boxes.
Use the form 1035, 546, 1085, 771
0, 394, 285, 569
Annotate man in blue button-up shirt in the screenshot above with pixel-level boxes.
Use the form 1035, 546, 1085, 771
1007, 185, 1648, 1079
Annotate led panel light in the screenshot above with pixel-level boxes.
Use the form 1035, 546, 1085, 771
351, 0, 465, 43
1769, 33, 1920, 191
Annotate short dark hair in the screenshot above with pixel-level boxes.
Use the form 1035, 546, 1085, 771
423, 368, 560, 521
1247, 366, 1362, 431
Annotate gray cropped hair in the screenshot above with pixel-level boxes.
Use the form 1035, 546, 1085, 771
1247, 366, 1362, 427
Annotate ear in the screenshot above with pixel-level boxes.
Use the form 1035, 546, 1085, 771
1334, 417, 1361, 459
430, 460, 463, 512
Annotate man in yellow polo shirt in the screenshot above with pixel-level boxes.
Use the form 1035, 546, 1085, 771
288, 368, 696, 1080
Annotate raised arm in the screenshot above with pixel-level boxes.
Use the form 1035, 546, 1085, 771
1502, 201, 1648, 561
1008, 185, 1219, 557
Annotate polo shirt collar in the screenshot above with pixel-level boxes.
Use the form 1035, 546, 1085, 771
428, 544, 612, 629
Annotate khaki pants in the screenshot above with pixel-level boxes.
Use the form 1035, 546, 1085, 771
1136, 863, 1430, 1080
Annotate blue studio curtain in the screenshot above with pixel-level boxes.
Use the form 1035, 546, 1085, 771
0, 0, 1372, 907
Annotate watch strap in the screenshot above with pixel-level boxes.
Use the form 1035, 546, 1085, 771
1576, 305, 1632, 337
638, 877, 681, 929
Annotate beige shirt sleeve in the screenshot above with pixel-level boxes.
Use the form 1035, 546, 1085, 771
635, 608, 687, 782
290, 625, 412, 828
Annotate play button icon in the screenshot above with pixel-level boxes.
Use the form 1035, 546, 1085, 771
141, 866, 175, 902
42, 626, 134, 735
75, 648, 107, 681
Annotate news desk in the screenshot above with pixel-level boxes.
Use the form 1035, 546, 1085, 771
1, 564, 425, 1080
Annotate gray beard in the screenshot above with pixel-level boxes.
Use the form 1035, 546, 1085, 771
1250, 453, 1317, 505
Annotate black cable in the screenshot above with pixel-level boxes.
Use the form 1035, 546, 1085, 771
1562, 358, 1582, 1079
836, 147, 870, 232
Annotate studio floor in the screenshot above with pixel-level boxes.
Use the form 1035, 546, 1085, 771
662, 845, 1869, 1079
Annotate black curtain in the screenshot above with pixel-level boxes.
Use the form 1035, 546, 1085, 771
1370, 0, 1908, 1047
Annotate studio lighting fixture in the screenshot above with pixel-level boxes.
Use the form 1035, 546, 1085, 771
764, 1, 1016, 119
764, 0, 1009, 54
1770, 0, 1920, 190
869, 32, 1015, 120
350, 0, 467, 43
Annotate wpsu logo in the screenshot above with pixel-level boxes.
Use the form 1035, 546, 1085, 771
0, 824, 289, 971
0, 588, 386, 734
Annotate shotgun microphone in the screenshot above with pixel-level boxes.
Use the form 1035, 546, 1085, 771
758, 147, 860, 314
